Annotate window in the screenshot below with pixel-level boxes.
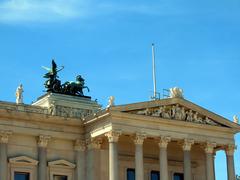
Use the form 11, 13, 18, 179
9, 156, 38, 180
151, 170, 160, 180
173, 173, 184, 180
53, 175, 68, 180
14, 172, 30, 180
48, 159, 75, 180
127, 168, 135, 180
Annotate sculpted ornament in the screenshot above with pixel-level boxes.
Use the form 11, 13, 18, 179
107, 96, 115, 108
204, 142, 217, 154
105, 131, 122, 143
134, 133, 146, 145
134, 104, 221, 126
169, 87, 184, 98
0, 131, 12, 144
182, 139, 194, 151
158, 136, 171, 148
75, 139, 86, 151
87, 138, 103, 149
225, 144, 236, 156
233, 115, 239, 124
38, 135, 51, 147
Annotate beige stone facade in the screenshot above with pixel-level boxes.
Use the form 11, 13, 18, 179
0, 93, 239, 180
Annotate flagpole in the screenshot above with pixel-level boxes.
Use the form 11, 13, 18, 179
152, 43, 157, 99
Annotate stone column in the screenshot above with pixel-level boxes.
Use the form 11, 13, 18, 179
204, 142, 216, 180
158, 136, 171, 180
225, 144, 236, 180
86, 138, 102, 180
134, 133, 146, 180
182, 139, 194, 180
75, 139, 86, 180
105, 131, 121, 180
37, 135, 51, 180
0, 131, 12, 180
213, 153, 216, 180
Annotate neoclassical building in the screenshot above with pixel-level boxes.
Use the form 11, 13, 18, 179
0, 90, 239, 180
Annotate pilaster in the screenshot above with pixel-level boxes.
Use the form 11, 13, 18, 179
0, 130, 12, 180
75, 139, 86, 180
37, 135, 51, 180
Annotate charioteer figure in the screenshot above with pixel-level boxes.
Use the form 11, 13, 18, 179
42, 60, 90, 97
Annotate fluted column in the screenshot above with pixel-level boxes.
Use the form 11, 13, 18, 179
225, 144, 236, 180
105, 131, 121, 180
86, 138, 102, 180
182, 139, 194, 180
37, 135, 51, 180
75, 139, 86, 180
204, 142, 216, 180
158, 136, 171, 180
0, 131, 12, 180
134, 133, 146, 180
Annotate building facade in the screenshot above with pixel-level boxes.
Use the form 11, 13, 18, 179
0, 92, 239, 180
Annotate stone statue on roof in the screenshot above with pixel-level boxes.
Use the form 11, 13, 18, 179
16, 84, 24, 104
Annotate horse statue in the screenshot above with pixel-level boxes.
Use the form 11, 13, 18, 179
62, 75, 90, 96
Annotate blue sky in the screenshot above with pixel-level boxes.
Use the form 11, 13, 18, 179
0, 0, 240, 179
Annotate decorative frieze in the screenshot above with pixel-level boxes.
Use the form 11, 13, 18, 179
182, 139, 194, 151
225, 144, 236, 156
0, 130, 12, 144
204, 142, 217, 154
134, 133, 146, 145
132, 104, 221, 126
158, 136, 171, 148
37, 135, 51, 148
105, 131, 122, 143
74, 139, 86, 151
48, 104, 93, 119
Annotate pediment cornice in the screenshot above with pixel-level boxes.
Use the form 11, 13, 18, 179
48, 159, 76, 168
110, 98, 240, 130
9, 156, 38, 166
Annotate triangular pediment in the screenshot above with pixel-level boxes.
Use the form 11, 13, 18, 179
110, 98, 240, 130
48, 159, 76, 168
9, 156, 38, 165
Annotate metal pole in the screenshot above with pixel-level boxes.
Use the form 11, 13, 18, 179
152, 43, 157, 99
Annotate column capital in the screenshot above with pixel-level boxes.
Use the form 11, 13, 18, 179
74, 139, 86, 151
225, 144, 236, 156
37, 135, 51, 148
158, 136, 171, 148
204, 142, 217, 154
87, 138, 102, 149
182, 139, 194, 151
134, 133, 146, 145
0, 130, 12, 144
105, 131, 121, 143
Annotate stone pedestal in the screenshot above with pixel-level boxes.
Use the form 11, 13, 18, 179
32, 93, 101, 119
